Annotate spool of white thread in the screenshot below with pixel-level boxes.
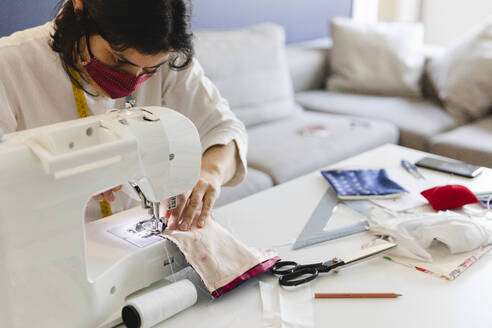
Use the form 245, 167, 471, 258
122, 279, 197, 328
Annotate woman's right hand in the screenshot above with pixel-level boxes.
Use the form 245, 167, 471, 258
92, 185, 122, 203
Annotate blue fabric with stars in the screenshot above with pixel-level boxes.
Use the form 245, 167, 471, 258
321, 169, 407, 198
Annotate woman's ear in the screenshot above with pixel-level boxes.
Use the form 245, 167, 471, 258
72, 0, 84, 13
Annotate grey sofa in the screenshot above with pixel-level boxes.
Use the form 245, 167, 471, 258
194, 25, 491, 207
292, 40, 492, 168
193, 25, 398, 206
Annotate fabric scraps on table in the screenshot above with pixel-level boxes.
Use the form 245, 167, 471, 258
321, 169, 407, 199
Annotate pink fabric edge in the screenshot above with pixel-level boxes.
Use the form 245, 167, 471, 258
211, 256, 281, 298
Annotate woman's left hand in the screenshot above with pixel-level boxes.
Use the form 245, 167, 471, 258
163, 141, 240, 231
165, 168, 222, 230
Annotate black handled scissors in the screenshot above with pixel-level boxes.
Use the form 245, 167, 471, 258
271, 243, 397, 286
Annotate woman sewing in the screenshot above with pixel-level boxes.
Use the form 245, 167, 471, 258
0, 0, 247, 230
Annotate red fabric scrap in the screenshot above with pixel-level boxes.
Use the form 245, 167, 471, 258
421, 185, 479, 211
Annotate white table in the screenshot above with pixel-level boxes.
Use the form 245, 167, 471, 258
158, 144, 492, 328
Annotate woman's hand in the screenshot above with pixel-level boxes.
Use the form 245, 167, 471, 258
165, 141, 240, 231
166, 169, 221, 230
92, 185, 122, 203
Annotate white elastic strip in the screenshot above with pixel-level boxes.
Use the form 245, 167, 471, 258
259, 280, 314, 328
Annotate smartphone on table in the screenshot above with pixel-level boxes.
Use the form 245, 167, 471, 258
415, 156, 484, 178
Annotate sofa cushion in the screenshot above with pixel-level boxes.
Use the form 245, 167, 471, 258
246, 111, 399, 184
286, 38, 331, 93
427, 18, 492, 122
428, 116, 492, 168
295, 91, 459, 151
327, 18, 425, 98
285, 39, 444, 99
194, 23, 301, 127
215, 167, 274, 207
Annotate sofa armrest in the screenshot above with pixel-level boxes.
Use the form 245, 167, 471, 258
287, 38, 332, 93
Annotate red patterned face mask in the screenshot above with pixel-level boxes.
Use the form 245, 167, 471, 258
82, 37, 155, 99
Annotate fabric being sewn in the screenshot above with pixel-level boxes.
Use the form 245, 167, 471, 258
163, 219, 277, 297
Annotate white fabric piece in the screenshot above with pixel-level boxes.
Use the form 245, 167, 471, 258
0, 22, 247, 220
328, 18, 425, 97
369, 211, 492, 261
194, 23, 301, 127
427, 17, 492, 121
259, 281, 282, 328
259, 280, 314, 328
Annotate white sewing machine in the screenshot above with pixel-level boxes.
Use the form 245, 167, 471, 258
0, 107, 201, 327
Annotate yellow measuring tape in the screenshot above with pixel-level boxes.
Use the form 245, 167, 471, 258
70, 69, 112, 218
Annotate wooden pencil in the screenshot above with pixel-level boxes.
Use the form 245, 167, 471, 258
314, 293, 402, 299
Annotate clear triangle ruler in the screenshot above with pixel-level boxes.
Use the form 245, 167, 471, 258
292, 190, 369, 250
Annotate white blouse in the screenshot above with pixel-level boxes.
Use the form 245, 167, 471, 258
0, 22, 247, 220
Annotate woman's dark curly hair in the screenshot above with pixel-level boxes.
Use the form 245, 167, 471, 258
50, 0, 194, 91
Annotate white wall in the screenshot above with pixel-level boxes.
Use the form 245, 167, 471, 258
422, 0, 492, 46
378, 0, 421, 23
353, 0, 492, 46
352, 0, 379, 23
